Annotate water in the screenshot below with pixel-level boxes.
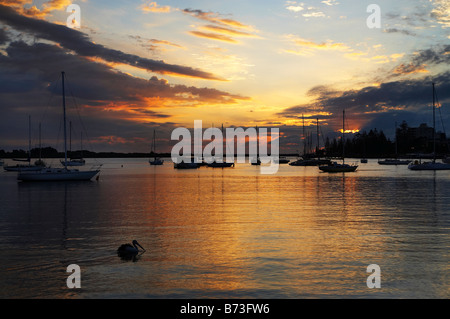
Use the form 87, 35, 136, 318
0, 158, 448, 299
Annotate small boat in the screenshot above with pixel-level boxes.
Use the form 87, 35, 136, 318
174, 160, 199, 169
289, 158, 331, 166
251, 157, 261, 165
275, 156, 290, 164
207, 124, 234, 168
408, 160, 450, 171
5, 116, 46, 172
408, 83, 450, 171
319, 162, 358, 173
149, 130, 164, 166
290, 116, 330, 166
251, 125, 261, 165
378, 159, 410, 165
378, 122, 410, 165
360, 158, 368, 163
207, 159, 234, 168
319, 110, 358, 173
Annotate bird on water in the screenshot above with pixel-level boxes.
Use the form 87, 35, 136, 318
117, 240, 145, 256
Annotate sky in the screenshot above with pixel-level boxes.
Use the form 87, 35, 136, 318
0, 0, 449, 153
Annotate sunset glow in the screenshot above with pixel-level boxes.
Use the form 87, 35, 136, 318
0, 0, 449, 153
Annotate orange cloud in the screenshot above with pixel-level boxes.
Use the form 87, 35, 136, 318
394, 63, 429, 75
140, 1, 171, 13
183, 8, 259, 43
199, 25, 259, 38
188, 31, 238, 43
294, 38, 350, 51
1, 0, 72, 18
183, 9, 253, 30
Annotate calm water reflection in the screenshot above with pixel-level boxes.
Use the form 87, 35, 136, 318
0, 158, 448, 298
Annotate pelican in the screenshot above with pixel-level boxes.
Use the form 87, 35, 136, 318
117, 240, 145, 255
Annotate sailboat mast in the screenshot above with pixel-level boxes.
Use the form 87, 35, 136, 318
62, 71, 67, 169
69, 121, 72, 153
28, 115, 31, 164
432, 82, 436, 162
302, 114, 306, 157
39, 122, 42, 161
316, 118, 320, 159
342, 110, 345, 165
395, 121, 398, 158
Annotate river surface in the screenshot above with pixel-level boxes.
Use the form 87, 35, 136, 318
0, 158, 448, 298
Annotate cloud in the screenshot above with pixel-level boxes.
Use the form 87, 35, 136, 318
383, 28, 417, 36
285, 2, 327, 18
0, 39, 249, 152
285, 1, 304, 13
0, 27, 9, 44
1, 0, 72, 18
387, 45, 450, 78
182, 8, 252, 30
321, 0, 339, 6
302, 11, 326, 18
393, 63, 429, 75
277, 71, 450, 133
0, 4, 223, 80
284, 36, 351, 56
182, 8, 259, 43
188, 31, 237, 43
431, 0, 450, 28
140, 1, 172, 13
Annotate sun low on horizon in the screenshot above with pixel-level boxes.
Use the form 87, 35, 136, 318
0, 0, 449, 153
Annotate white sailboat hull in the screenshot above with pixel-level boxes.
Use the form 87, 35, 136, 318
18, 168, 100, 181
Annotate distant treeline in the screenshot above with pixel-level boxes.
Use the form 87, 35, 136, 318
324, 121, 450, 158
2, 122, 449, 159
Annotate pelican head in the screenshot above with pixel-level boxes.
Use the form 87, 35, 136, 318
132, 240, 145, 251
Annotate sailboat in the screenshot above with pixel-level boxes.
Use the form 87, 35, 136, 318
319, 110, 358, 173
4, 116, 45, 172
61, 123, 86, 166
408, 83, 450, 171
18, 72, 100, 181
290, 116, 331, 166
378, 122, 411, 165
208, 124, 234, 168
251, 125, 261, 165
149, 130, 164, 165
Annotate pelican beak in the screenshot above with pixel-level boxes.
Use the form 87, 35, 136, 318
136, 241, 145, 252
